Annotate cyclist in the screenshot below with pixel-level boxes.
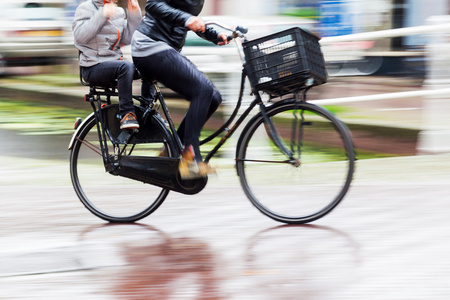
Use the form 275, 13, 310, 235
131, 0, 230, 179
73, 0, 152, 130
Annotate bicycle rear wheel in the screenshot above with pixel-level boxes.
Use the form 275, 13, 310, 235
70, 106, 174, 223
236, 100, 355, 224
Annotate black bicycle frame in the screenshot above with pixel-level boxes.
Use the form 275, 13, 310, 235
153, 82, 183, 157
88, 87, 116, 172
150, 67, 305, 165
150, 68, 262, 164
84, 66, 308, 194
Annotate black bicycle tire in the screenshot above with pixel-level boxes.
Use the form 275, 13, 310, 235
70, 109, 172, 223
236, 100, 355, 224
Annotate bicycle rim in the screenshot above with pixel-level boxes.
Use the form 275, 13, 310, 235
237, 101, 355, 224
70, 114, 172, 223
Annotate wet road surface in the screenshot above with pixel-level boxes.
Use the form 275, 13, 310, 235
1, 138, 450, 299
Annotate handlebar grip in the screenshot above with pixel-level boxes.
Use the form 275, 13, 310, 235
204, 24, 248, 43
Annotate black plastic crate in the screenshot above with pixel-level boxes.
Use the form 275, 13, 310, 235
243, 27, 327, 96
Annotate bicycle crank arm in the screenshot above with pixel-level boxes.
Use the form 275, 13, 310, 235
110, 156, 207, 195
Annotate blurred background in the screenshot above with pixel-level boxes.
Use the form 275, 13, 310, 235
0, 0, 441, 76
2, 0, 450, 157
1, 0, 450, 157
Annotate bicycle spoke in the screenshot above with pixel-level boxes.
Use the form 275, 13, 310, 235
236, 158, 299, 165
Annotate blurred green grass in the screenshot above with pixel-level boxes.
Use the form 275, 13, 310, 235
0, 98, 90, 135
6, 73, 80, 87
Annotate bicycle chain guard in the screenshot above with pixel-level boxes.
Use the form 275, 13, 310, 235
101, 105, 207, 195
111, 156, 207, 195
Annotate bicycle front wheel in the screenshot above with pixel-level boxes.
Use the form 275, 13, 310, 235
236, 101, 355, 224
70, 108, 173, 223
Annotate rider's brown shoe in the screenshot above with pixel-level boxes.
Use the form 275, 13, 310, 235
179, 146, 202, 179
179, 145, 213, 180
198, 162, 216, 176
120, 112, 139, 130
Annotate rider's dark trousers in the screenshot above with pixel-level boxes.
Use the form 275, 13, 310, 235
133, 49, 223, 160
81, 60, 153, 116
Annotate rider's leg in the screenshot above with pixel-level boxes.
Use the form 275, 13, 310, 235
81, 60, 136, 117
176, 88, 221, 148
133, 50, 223, 160
134, 69, 155, 104
141, 79, 155, 103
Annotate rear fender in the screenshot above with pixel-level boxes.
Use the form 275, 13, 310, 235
68, 111, 95, 150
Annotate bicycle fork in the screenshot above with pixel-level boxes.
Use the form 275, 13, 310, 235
259, 98, 308, 167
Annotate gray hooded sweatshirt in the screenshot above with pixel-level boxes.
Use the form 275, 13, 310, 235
72, 0, 142, 67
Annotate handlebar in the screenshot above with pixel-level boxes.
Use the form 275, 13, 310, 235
204, 21, 248, 41
204, 21, 248, 64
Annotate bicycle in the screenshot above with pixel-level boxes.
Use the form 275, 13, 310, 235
68, 23, 355, 224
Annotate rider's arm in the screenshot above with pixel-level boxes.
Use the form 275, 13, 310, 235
145, 0, 229, 46
145, 0, 192, 27
72, 3, 107, 45
121, 6, 142, 45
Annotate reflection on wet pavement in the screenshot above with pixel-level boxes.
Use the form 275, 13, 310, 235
244, 225, 360, 298
0, 221, 362, 299
113, 236, 219, 298
0, 170, 369, 300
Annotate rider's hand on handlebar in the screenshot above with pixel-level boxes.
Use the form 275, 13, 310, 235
217, 33, 231, 46
187, 17, 206, 33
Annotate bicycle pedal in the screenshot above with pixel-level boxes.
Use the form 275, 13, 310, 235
122, 128, 139, 134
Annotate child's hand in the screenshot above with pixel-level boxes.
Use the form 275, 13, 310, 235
103, 2, 117, 18
127, 0, 140, 13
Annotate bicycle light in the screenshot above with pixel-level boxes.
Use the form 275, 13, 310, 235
74, 117, 82, 130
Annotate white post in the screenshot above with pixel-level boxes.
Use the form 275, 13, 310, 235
218, 0, 279, 16
417, 15, 450, 154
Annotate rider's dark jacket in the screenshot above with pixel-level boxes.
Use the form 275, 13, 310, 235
136, 0, 221, 51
